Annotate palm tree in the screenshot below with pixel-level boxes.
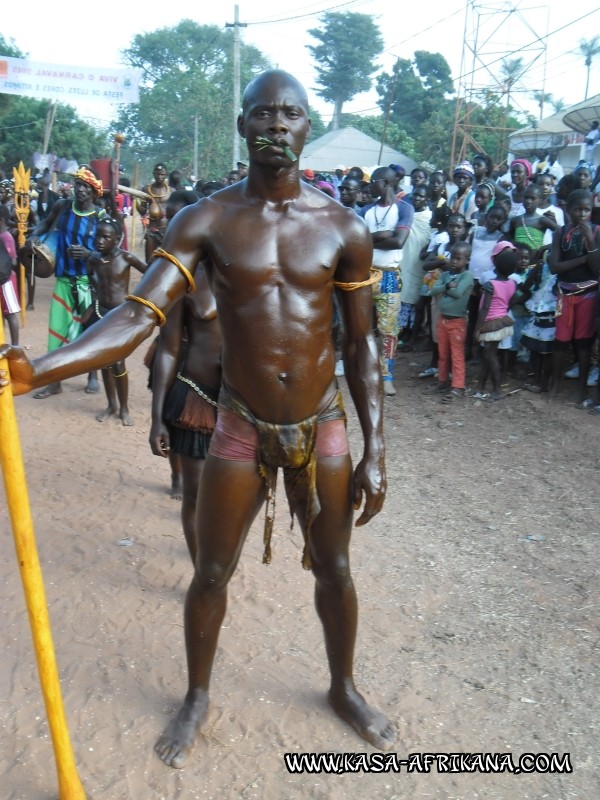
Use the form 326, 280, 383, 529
550, 98, 566, 114
500, 58, 525, 110
532, 90, 553, 120
579, 37, 600, 100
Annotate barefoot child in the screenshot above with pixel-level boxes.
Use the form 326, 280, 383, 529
429, 241, 474, 401
474, 244, 518, 400
86, 218, 147, 424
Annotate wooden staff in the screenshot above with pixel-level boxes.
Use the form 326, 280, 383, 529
13, 162, 30, 326
130, 163, 140, 252
0, 325, 86, 800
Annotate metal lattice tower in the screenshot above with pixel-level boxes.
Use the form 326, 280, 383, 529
451, 1, 548, 168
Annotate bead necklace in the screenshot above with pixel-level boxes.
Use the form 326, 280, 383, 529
72, 205, 96, 217
520, 217, 537, 247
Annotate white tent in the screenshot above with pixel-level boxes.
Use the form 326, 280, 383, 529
300, 127, 417, 175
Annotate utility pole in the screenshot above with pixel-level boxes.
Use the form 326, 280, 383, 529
226, 5, 247, 169
193, 113, 199, 179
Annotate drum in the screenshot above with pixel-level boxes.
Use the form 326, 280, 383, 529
20, 230, 59, 278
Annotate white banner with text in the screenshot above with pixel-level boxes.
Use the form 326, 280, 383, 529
0, 57, 141, 104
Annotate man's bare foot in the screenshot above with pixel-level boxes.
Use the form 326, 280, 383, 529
33, 383, 62, 399
155, 690, 209, 769
120, 409, 134, 426
96, 406, 116, 422
328, 684, 396, 751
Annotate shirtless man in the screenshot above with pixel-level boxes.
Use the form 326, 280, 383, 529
137, 163, 172, 261
0, 69, 393, 767
86, 217, 147, 425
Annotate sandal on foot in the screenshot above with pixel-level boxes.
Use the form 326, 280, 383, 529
588, 404, 600, 415
523, 383, 542, 394
576, 398, 595, 410
471, 391, 489, 400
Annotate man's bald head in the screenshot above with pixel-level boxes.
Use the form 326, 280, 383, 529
370, 167, 395, 184
242, 70, 309, 115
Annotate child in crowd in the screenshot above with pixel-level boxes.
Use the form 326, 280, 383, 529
86, 217, 147, 425
508, 159, 532, 218
471, 181, 496, 227
520, 260, 557, 393
448, 162, 477, 224
473, 245, 518, 400
428, 170, 451, 233
496, 195, 512, 234
417, 213, 467, 377
549, 189, 600, 406
501, 242, 534, 382
534, 173, 564, 245
467, 204, 507, 360
509, 185, 557, 260
428, 242, 474, 401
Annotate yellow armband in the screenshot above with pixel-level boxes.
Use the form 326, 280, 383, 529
333, 268, 382, 291
125, 295, 166, 327
152, 247, 196, 293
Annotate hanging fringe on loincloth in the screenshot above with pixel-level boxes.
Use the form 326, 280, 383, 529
164, 375, 218, 433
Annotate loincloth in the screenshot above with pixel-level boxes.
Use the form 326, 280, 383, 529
211, 384, 348, 570
163, 374, 218, 459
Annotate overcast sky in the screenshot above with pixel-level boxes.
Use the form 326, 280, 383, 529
3, 0, 600, 127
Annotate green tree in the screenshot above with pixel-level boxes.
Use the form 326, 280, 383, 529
578, 37, 600, 100
499, 57, 525, 112
307, 12, 383, 131
116, 21, 270, 179
532, 90, 553, 120
376, 52, 455, 141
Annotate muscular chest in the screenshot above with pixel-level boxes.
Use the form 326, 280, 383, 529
206, 205, 342, 291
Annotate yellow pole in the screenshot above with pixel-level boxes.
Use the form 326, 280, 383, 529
13, 162, 31, 327
0, 322, 86, 800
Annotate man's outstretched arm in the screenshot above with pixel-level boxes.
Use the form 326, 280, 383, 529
0, 205, 208, 395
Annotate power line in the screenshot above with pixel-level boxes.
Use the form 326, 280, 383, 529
246, 0, 370, 26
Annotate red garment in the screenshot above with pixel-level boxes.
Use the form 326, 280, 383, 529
437, 316, 467, 389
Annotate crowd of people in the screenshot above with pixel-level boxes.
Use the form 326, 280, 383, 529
299, 153, 600, 406
2, 133, 600, 410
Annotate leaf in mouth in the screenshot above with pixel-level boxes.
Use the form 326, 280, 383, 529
254, 136, 297, 162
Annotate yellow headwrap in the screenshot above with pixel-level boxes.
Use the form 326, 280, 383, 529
74, 167, 103, 196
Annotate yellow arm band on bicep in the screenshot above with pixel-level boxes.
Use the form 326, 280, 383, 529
333, 268, 382, 291
125, 295, 166, 327
152, 247, 196, 293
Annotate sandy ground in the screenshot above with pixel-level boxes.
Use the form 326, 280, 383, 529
1, 274, 599, 800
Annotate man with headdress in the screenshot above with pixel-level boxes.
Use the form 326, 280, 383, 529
27, 166, 105, 398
